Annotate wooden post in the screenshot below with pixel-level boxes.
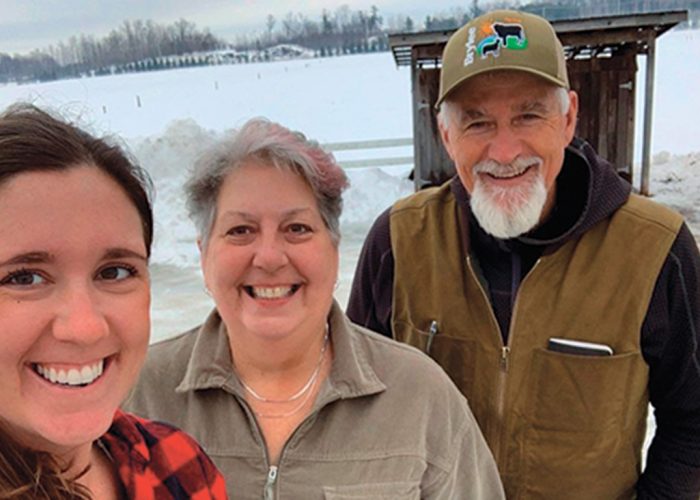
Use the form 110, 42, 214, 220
411, 49, 455, 190
410, 59, 425, 191
640, 33, 656, 196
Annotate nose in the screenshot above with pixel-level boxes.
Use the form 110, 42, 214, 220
252, 233, 289, 272
52, 285, 109, 344
487, 125, 523, 166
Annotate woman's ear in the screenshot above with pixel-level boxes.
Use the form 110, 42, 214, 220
197, 238, 206, 273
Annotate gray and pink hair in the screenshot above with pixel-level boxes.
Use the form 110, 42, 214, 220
186, 118, 349, 246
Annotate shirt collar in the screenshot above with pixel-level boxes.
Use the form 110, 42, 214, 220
175, 310, 237, 393
174, 300, 386, 403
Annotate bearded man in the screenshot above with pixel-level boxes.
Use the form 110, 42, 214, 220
347, 9, 700, 499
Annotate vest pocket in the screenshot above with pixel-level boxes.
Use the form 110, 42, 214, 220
520, 349, 641, 497
394, 320, 475, 396
529, 348, 636, 431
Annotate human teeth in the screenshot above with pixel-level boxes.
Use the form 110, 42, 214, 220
67, 369, 80, 385
491, 168, 526, 179
253, 286, 292, 299
35, 360, 105, 387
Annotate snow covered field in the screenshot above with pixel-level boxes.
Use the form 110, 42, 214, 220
1, 29, 699, 343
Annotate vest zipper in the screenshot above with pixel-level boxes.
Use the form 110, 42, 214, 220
496, 258, 542, 463
264, 466, 278, 500
495, 345, 510, 460
500, 346, 510, 371
466, 255, 509, 466
466, 255, 542, 468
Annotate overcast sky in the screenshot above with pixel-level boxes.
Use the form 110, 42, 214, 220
0, 0, 479, 55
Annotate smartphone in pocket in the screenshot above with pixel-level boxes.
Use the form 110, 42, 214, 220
547, 337, 614, 356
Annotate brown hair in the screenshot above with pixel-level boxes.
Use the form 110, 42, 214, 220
0, 103, 154, 256
0, 424, 91, 499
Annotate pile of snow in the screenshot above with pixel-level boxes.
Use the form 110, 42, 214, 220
644, 152, 700, 240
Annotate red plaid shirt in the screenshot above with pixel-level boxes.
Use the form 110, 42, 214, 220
100, 410, 228, 499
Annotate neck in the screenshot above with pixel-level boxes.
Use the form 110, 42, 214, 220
54, 442, 92, 480
229, 322, 330, 397
80, 442, 122, 500
55, 441, 119, 499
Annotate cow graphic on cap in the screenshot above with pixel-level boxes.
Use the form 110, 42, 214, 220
477, 22, 528, 59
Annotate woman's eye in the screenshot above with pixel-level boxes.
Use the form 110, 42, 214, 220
287, 223, 312, 235
97, 265, 136, 281
0, 269, 45, 286
227, 225, 253, 236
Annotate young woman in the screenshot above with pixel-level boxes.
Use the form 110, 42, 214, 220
0, 104, 227, 499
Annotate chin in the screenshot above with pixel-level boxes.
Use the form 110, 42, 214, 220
23, 410, 114, 454
471, 174, 548, 239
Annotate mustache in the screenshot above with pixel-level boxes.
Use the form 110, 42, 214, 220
473, 156, 544, 176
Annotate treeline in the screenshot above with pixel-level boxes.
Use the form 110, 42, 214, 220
2, 0, 699, 84
422, 0, 700, 30
234, 5, 388, 56
1, 18, 225, 83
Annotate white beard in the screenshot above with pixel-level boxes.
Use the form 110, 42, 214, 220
469, 157, 548, 239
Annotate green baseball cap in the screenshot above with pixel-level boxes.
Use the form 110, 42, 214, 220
436, 10, 569, 108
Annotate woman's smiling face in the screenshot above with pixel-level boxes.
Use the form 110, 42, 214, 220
0, 165, 150, 456
200, 160, 338, 344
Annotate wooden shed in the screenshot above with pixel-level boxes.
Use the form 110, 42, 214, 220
388, 10, 687, 194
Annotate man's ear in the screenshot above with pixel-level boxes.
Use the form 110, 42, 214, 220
564, 90, 579, 143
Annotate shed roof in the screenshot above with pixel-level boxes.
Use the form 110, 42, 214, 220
389, 9, 687, 67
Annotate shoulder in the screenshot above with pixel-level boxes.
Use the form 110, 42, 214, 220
111, 410, 199, 446
107, 412, 227, 499
391, 182, 453, 215
618, 194, 684, 234
141, 326, 200, 380
349, 321, 469, 411
123, 326, 200, 417
344, 322, 484, 469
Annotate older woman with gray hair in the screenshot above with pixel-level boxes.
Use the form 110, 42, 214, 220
124, 118, 504, 499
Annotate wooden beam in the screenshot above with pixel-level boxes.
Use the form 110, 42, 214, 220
559, 28, 659, 49
640, 32, 657, 196
551, 10, 687, 35
389, 10, 687, 67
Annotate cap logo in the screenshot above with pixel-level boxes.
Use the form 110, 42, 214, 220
463, 27, 478, 65
466, 21, 528, 66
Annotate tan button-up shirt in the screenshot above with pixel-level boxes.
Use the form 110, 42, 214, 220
123, 301, 504, 499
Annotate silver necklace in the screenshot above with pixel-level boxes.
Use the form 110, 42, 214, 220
239, 329, 329, 404
252, 374, 320, 419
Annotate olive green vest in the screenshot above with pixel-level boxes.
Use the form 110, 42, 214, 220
390, 183, 682, 499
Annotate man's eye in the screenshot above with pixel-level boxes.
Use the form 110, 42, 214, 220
0, 269, 46, 286
466, 121, 490, 131
518, 113, 542, 123
98, 265, 136, 281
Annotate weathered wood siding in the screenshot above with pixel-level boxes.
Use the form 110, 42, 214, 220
569, 50, 637, 180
